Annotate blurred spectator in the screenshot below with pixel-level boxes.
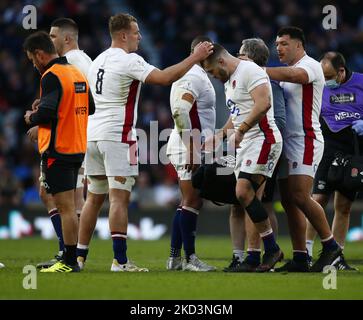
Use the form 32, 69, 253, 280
154, 176, 180, 208
131, 171, 158, 209
22, 165, 41, 205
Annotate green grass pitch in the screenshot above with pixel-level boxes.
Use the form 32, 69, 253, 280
1, 236, 362, 299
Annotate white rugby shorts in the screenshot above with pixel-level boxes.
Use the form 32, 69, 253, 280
234, 138, 282, 179
167, 130, 203, 181
278, 136, 324, 179
85, 141, 138, 177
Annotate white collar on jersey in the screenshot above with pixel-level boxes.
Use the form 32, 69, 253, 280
293, 52, 308, 66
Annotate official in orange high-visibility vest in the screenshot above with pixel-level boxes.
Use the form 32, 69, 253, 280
24, 31, 95, 272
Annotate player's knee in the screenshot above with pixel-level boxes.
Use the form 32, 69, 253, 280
183, 197, 202, 210
182, 189, 202, 210
86, 192, 106, 207
54, 199, 74, 215
108, 176, 135, 193
236, 183, 253, 207
280, 192, 294, 211
291, 191, 309, 208
39, 186, 54, 207
87, 176, 109, 194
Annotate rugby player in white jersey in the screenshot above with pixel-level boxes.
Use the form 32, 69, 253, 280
224, 38, 287, 273
76, 13, 213, 272
202, 44, 283, 272
166, 36, 216, 272
27, 18, 92, 269
266, 26, 341, 272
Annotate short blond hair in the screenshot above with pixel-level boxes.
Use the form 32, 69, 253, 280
109, 13, 137, 37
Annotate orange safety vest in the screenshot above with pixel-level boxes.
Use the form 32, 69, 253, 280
38, 63, 89, 156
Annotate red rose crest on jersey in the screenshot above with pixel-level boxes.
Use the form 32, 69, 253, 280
232, 80, 236, 89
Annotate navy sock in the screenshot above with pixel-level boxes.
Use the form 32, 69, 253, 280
64, 245, 77, 266
180, 207, 198, 261
322, 237, 339, 251
261, 231, 279, 253
293, 251, 308, 263
111, 232, 127, 264
170, 207, 182, 257
246, 250, 261, 265
76, 246, 89, 261
49, 209, 64, 252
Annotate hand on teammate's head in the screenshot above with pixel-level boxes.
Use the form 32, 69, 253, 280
192, 41, 214, 61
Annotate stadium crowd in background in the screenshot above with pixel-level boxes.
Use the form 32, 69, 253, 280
129, 0, 363, 69
1, 0, 363, 210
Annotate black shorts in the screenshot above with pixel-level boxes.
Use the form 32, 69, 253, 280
41, 156, 81, 195
312, 144, 357, 202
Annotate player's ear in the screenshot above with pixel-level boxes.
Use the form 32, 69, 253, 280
120, 30, 127, 41
34, 49, 42, 61
64, 34, 70, 44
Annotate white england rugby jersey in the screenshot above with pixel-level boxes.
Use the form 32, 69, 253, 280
64, 49, 92, 76
280, 54, 324, 142
167, 64, 216, 152
87, 47, 155, 142
225, 60, 281, 143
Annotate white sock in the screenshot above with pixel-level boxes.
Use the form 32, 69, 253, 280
233, 249, 245, 262
306, 240, 314, 257
260, 228, 273, 238
77, 243, 89, 250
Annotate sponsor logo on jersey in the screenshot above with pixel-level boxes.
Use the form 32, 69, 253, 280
74, 82, 87, 93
